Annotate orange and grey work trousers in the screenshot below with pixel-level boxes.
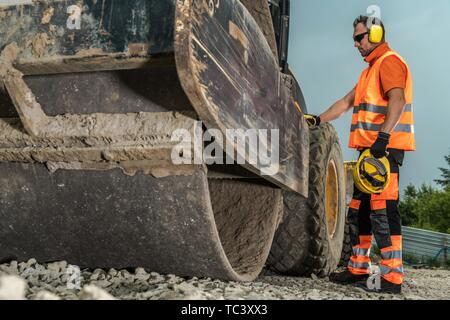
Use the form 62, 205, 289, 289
347, 149, 404, 285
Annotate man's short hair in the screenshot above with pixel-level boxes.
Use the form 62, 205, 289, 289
353, 15, 386, 42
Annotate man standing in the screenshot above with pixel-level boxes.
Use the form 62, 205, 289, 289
305, 15, 416, 294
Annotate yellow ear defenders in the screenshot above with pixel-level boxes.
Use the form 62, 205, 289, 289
367, 17, 384, 44
354, 15, 384, 44
353, 149, 391, 194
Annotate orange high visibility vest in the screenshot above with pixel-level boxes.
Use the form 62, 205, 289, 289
349, 51, 416, 151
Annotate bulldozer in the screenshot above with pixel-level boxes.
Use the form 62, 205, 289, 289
0, 0, 349, 282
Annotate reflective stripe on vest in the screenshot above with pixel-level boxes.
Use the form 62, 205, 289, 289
353, 104, 413, 115
349, 51, 416, 151
351, 122, 414, 133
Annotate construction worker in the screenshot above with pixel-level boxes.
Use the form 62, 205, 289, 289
305, 15, 415, 294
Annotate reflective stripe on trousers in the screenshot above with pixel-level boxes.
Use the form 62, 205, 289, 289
348, 235, 372, 275
380, 235, 404, 284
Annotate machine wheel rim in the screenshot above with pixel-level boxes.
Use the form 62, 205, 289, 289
325, 158, 339, 239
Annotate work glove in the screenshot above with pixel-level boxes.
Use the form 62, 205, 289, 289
370, 132, 390, 158
304, 114, 321, 128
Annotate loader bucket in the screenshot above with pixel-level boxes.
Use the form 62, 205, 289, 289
0, 0, 309, 281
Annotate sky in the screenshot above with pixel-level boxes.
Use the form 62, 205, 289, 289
289, 0, 450, 193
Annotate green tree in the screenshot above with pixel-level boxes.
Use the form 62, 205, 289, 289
399, 152, 450, 233
400, 186, 450, 233
404, 184, 418, 198
435, 150, 450, 189
399, 184, 419, 226
412, 189, 450, 233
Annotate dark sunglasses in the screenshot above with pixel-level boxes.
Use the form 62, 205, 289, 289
353, 32, 369, 43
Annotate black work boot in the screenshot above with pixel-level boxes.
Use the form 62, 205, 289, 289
354, 276, 402, 294
329, 269, 369, 285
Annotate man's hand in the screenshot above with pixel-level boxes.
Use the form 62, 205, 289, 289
304, 114, 321, 128
370, 132, 391, 158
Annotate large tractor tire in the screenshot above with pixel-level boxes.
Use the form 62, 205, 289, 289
268, 123, 347, 276
338, 162, 356, 267
338, 219, 353, 267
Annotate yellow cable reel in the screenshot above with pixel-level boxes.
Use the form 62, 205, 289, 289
353, 149, 391, 194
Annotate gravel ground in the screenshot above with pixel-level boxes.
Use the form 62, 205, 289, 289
0, 260, 448, 300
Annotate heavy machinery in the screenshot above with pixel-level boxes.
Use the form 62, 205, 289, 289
0, 0, 347, 281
